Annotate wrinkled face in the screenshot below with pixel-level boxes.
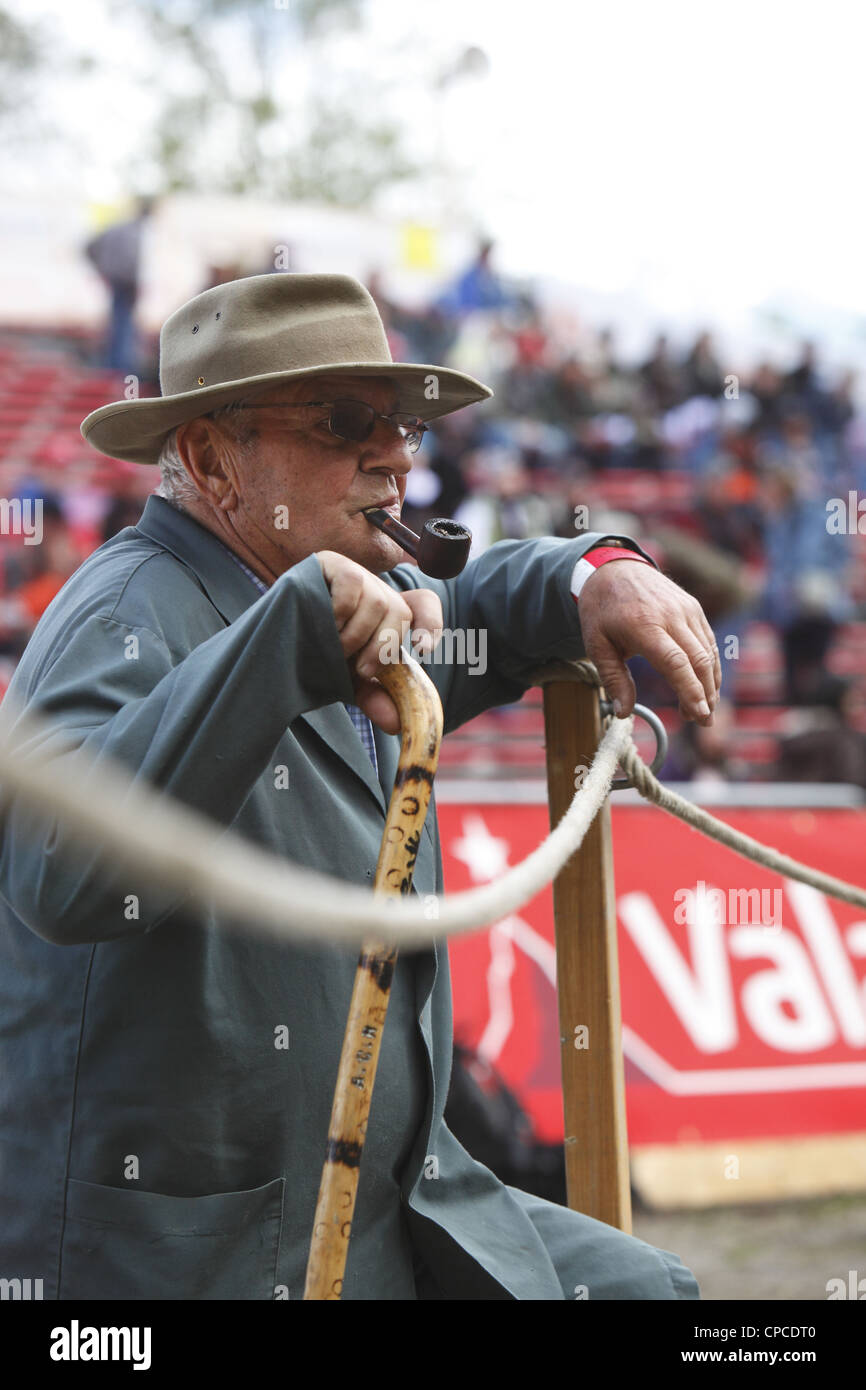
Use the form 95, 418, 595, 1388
217, 372, 416, 573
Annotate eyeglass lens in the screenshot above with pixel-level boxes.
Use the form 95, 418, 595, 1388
329, 401, 376, 441
327, 400, 424, 452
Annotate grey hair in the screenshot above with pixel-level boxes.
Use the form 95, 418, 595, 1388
154, 428, 196, 504
154, 400, 259, 506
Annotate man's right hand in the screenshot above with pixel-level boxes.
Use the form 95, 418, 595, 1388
315, 551, 443, 733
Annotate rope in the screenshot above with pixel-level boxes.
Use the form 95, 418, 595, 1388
0, 694, 628, 947
548, 659, 866, 912
617, 719, 866, 909
0, 663, 863, 952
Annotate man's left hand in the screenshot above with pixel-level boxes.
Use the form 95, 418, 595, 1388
576, 559, 721, 724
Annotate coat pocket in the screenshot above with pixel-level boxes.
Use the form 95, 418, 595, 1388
59, 1175, 284, 1300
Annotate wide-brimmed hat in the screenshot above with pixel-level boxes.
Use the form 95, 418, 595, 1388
80, 272, 494, 465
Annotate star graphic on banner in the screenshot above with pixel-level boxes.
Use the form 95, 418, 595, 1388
450, 813, 511, 884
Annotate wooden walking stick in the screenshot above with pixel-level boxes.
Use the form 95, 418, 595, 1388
534, 662, 632, 1233
303, 648, 443, 1299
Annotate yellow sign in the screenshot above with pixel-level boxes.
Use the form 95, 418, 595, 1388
401, 223, 438, 271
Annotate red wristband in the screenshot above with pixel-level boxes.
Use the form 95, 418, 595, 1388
570, 546, 653, 603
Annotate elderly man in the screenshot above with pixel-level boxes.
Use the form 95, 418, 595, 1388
0, 273, 718, 1301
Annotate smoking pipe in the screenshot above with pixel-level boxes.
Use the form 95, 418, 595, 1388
362, 508, 472, 580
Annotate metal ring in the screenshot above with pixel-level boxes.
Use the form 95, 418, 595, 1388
599, 700, 668, 790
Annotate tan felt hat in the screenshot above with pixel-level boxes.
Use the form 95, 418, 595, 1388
80, 272, 494, 465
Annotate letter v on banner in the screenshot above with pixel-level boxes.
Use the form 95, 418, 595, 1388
618, 889, 737, 1052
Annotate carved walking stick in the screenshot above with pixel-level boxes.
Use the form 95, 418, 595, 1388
303, 647, 443, 1299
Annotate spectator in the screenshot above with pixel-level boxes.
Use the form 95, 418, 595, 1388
638, 332, 686, 412
823, 367, 857, 436
681, 330, 725, 400
782, 339, 825, 418
454, 461, 557, 555
548, 356, 597, 425
663, 696, 741, 784
760, 466, 855, 704
435, 238, 513, 316
695, 443, 764, 563
776, 674, 866, 788
83, 195, 158, 371
0, 497, 80, 657
748, 360, 786, 431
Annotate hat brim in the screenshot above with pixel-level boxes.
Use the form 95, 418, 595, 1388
80, 361, 493, 465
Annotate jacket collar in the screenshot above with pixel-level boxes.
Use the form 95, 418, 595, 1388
134, 494, 267, 624
133, 494, 392, 814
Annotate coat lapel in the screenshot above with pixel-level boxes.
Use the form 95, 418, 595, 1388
303, 706, 386, 813
135, 493, 259, 625
133, 495, 388, 813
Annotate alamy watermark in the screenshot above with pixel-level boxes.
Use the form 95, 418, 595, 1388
674, 879, 783, 932
0, 1276, 43, 1299
377, 621, 487, 676
826, 491, 866, 534
50, 1321, 151, 1370
826, 1270, 865, 1299
0, 497, 43, 545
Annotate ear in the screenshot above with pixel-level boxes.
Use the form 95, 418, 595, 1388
176, 416, 242, 512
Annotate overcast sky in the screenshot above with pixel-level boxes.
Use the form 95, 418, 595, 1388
7, 0, 866, 365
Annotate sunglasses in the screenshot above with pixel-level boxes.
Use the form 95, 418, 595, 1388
224, 398, 428, 454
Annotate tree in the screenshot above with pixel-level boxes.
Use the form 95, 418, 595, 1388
0, 8, 49, 140
118, 0, 420, 206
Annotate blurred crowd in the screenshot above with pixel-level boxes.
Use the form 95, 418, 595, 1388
1, 237, 865, 787
373, 244, 866, 788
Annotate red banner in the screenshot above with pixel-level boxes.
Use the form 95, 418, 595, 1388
443, 803, 866, 1145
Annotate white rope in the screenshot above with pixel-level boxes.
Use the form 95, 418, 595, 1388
539, 658, 866, 913
618, 738, 866, 910
0, 696, 630, 948
2, 672, 865, 951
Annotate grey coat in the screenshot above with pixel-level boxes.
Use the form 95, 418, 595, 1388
0, 495, 697, 1300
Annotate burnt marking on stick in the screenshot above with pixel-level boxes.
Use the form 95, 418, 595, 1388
404, 828, 421, 873
361, 953, 395, 992
326, 1138, 363, 1168
395, 764, 434, 789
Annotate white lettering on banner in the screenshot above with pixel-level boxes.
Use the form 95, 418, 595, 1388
846, 922, 866, 958
728, 927, 836, 1051
620, 883, 865, 1056
785, 882, 866, 1046
618, 890, 737, 1052
444, 811, 866, 1102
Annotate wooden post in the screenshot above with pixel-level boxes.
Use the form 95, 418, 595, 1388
540, 669, 632, 1232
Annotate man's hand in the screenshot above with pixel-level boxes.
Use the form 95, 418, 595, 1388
576, 559, 721, 724
316, 551, 443, 733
